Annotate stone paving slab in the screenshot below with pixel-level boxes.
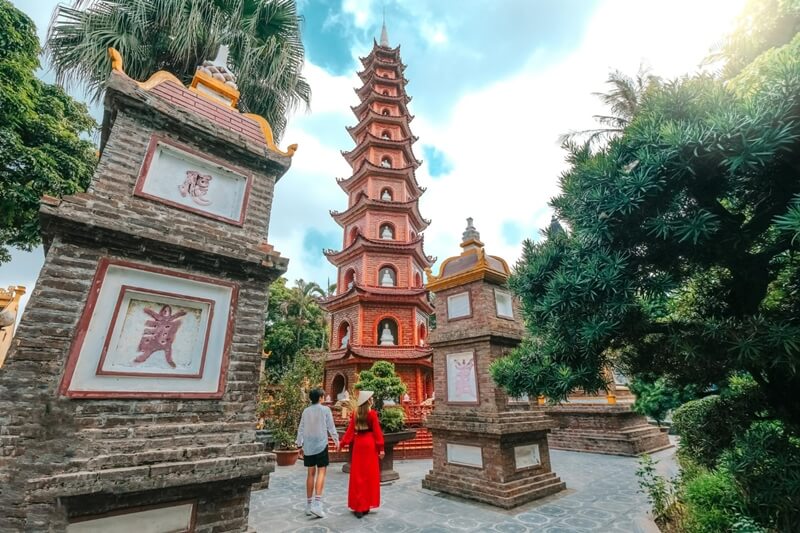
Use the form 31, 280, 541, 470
249, 445, 675, 532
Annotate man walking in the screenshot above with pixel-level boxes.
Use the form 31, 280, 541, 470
296, 388, 339, 518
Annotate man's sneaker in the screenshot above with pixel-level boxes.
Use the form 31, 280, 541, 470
305, 502, 312, 516
310, 501, 326, 518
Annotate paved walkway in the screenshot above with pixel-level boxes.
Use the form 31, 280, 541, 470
249, 445, 676, 532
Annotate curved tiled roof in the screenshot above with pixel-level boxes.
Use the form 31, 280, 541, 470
105, 48, 296, 158
327, 344, 432, 362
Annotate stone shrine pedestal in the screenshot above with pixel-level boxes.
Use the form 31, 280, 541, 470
421, 220, 565, 508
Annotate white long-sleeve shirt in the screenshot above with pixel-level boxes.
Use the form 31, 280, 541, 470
295, 403, 339, 456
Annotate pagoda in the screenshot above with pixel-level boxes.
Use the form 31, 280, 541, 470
320, 25, 435, 423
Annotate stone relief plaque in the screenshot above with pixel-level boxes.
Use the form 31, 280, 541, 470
446, 351, 478, 403
61, 259, 237, 398
446, 291, 470, 319
494, 289, 514, 319
95, 287, 213, 378
67, 501, 196, 533
135, 136, 252, 225
446, 443, 483, 468
514, 444, 541, 470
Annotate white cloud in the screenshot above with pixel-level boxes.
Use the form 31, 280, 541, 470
414, 0, 746, 271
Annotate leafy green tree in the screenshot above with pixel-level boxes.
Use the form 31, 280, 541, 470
0, 0, 96, 263
492, 1, 800, 430
263, 277, 327, 379
354, 361, 408, 432
46, 0, 309, 139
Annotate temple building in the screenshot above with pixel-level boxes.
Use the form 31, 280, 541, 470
320, 25, 435, 425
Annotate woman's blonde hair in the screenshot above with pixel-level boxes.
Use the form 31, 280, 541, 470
355, 401, 370, 431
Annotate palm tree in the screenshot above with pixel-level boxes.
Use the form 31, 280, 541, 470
45, 0, 309, 139
287, 279, 325, 347
560, 65, 659, 148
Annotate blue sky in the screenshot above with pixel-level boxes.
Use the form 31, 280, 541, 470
3, 0, 746, 317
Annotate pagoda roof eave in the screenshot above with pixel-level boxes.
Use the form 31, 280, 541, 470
341, 139, 421, 169
323, 234, 436, 268
356, 70, 408, 88
359, 49, 407, 70
336, 160, 426, 197
326, 344, 433, 363
346, 114, 415, 143
319, 282, 433, 313
351, 94, 412, 118
330, 192, 430, 231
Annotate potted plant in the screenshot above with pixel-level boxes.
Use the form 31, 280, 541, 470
260, 352, 323, 467
352, 361, 417, 481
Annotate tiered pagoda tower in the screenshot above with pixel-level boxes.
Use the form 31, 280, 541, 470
321, 26, 435, 409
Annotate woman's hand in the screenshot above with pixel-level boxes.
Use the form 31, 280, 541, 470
379, 451, 385, 460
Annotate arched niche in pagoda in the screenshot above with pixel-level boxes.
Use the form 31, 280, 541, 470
378, 265, 397, 287
343, 268, 356, 290
377, 317, 399, 346
380, 187, 393, 201
380, 129, 391, 140
379, 223, 395, 240
348, 226, 359, 245
332, 373, 347, 400
338, 321, 351, 347
414, 271, 423, 288
381, 108, 391, 116
418, 322, 428, 345
380, 155, 392, 168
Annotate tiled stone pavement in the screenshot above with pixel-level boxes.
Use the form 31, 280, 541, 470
249, 445, 676, 532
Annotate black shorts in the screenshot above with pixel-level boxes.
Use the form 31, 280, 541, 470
303, 447, 330, 468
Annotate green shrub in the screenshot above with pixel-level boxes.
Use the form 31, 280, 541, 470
672, 377, 766, 468
683, 468, 742, 533
379, 407, 406, 433
720, 420, 800, 531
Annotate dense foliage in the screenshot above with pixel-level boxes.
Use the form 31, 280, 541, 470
0, 0, 96, 263
493, 1, 800, 529
354, 361, 407, 433
46, 0, 309, 139
263, 277, 327, 379
258, 351, 324, 449
629, 377, 698, 426
492, 3, 800, 430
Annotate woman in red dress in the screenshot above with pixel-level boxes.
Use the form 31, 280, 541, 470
338, 390, 385, 518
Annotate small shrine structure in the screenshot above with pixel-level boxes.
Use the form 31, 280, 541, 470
0, 48, 292, 531
422, 219, 566, 508
0, 285, 26, 367
320, 25, 435, 456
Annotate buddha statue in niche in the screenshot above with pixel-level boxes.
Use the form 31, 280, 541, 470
379, 323, 396, 345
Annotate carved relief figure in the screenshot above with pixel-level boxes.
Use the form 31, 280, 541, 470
133, 305, 187, 368
179, 170, 213, 206
454, 358, 476, 399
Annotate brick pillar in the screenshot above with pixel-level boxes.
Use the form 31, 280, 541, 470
421, 223, 566, 508
0, 50, 293, 532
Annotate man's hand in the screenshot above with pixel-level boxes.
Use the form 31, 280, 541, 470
379, 451, 385, 460
297, 448, 304, 459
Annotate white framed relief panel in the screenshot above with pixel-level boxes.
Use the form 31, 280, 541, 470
135, 135, 252, 225
67, 500, 196, 533
446, 443, 483, 468
446, 291, 471, 320
494, 288, 514, 319
514, 444, 541, 470
60, 258, 237, 399
445, 351, 479, 404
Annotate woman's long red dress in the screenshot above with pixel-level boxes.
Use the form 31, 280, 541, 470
340, 409, 385, 512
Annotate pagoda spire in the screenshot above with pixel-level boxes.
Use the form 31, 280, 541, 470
380, 14, 390, 48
